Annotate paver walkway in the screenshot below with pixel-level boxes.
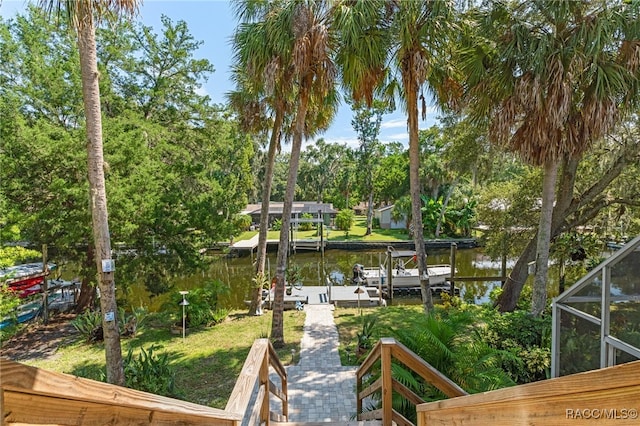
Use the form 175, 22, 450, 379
286, 304, 357, 423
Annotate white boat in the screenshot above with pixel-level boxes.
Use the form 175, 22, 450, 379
352, 249, 455, 294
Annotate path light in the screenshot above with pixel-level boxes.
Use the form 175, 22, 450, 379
179, 290, 189, 343
354, 286, 365, 316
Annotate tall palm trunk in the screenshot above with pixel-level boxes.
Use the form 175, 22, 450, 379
404, 69, 433, 314
271, 85, 310, 347
77, 16, 124, 385
531, 159, 558, 316
248, 107, 284, 315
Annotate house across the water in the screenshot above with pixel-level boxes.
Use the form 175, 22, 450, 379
241, 201, 337, 229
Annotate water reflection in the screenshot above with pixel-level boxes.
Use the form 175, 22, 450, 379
128, 247, 520, 311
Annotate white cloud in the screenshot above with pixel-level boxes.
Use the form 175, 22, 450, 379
381, 118, 406, 129
382, 132, 409, 143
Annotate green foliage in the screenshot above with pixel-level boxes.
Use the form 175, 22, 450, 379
0, 9, 253, 300
0, 284, 21, 325
356, 315, 378, 356
124, 345, 181, 398
234, 214, 252, 232
167, 279, 230, 328
0, 247, 42, 268
479, 309, 551, 383
298, 213, 314, 231
271, 218, 282, 231
335, 209, 355, 232
71, 310, 103, 343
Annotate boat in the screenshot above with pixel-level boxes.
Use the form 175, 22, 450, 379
0, 279, 79, 329
1, 262, 56, 297
0, 301, 42, 330
351, 249, 457, 295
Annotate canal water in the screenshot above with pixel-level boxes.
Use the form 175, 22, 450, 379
129, 247, 515, 312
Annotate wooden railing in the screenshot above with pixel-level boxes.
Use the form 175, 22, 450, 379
225, 338, 288, 424
356, 337, 468, 426
416, 359, 640, 425
1, 338, 287, 426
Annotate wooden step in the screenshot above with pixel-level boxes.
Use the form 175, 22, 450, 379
271, 422, 382, 426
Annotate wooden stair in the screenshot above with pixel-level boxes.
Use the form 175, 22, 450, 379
272, 422, 382, 425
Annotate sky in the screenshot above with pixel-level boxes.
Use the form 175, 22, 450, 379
0, 0, 440, 150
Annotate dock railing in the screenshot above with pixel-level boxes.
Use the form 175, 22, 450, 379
1, 338, 287, 426
356, 337, 468, 426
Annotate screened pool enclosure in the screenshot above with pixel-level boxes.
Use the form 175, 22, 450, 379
551, 235, 640, 377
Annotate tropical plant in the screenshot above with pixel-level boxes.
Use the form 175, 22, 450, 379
480, 309, 551, 384
335, 209, 355, 233
459, 0, 640, 315
71, 309, 103, 343
356, 315, 378, 358
299, 213, 314, 231
231, 0, 297, 317
336, 0, 459, 315
166, 279, 230, 328
123, 345, 180, 397
255, 0, 339, 347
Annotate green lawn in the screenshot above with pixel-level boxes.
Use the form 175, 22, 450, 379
333, 305, 428, 365
24, 310, 305, 409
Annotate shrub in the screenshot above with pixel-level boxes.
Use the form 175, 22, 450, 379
335, 209, 354, 232
166, 279, 230, 328
299, 213, 314, 231
71, 309, 103, 343
271, 218, 282, 231
124, 345, 180, 397
480, 308, 551, 383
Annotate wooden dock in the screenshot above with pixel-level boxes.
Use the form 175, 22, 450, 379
263, 285, 381, 310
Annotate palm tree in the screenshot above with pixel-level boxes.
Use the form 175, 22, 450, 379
337, 0, 457, 314
37, 0, 139, 385
258, 0, 338, 347
459, 0, 640, 314
230, 1, 296, 315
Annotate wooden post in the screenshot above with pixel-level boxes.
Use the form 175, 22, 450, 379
501, 251, 507, 284
42, 244, 49, 325
386, 247, 393, 305
356, 367, 363, 419
260, 345, 270, 424
449, 243, 457, 297
381, 340, 393, 426
319, 209, 324, 257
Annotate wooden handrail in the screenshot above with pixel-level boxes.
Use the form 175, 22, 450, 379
417, 359, 640, 425
356, 337, 468, 426
1, 338, 287, 426
0, 358, 242, 425
225, 338, 288, 424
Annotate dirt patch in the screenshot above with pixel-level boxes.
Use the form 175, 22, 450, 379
1, 313, 79, 362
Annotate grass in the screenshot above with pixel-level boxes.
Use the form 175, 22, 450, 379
24, 310, 305, 409
333, 305, 428, 365
237, 216, 410, 243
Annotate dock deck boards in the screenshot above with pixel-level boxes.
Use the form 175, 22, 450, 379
264, 285, 378, 309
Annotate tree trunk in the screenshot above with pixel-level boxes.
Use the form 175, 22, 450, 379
365, 190, 374, 236
404, 69, 432, 315
531, 160, 559, 316
77, 17, 124, 386
496, 237, 536, 312
74, 244, 96, 313
270, 85, 309, 347
497, 152, 631, 312
248, 107, 283, 316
